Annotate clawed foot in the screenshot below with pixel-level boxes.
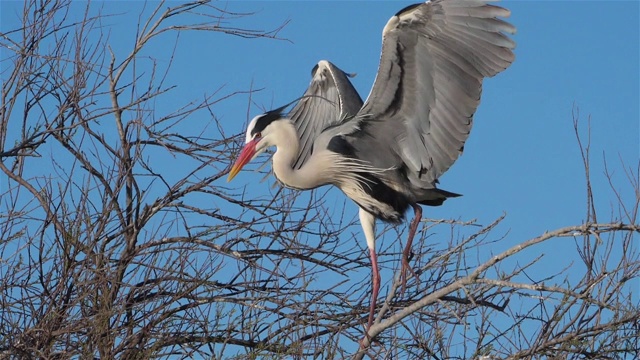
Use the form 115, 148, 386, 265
399, 247, 419, 296
399, 203, 422, 296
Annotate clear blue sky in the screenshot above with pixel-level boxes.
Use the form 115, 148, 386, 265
169, 0, 640, 233
193, 0, 639, 277
2, 0, 638, 356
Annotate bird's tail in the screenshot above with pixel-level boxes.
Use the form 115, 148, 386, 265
418, 188, 461, 207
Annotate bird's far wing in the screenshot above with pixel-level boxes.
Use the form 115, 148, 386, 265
289, 60, 364, 169
357, 0, 516, 185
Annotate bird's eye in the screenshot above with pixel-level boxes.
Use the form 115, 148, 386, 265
254, 132, 262, 139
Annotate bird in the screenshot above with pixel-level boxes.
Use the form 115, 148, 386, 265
227, 0, 516, 333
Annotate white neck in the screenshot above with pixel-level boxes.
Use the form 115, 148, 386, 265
269, 120, 327, 190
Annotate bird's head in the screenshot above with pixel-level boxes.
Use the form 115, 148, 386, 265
227, 107, 287, 181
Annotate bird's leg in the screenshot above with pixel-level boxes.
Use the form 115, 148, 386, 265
400, 204, 422, 295
367, 247, 380, 332
358, 208, 379, 333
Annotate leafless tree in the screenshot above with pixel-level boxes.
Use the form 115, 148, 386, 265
1, 1, 638, 359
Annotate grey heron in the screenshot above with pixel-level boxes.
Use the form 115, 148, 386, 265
228, 0, 516, 332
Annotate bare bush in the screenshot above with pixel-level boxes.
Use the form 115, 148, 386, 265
1, 1, 638, 359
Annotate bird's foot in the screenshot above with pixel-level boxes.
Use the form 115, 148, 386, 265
398, 203, 422, 297
399, 248, 419, 297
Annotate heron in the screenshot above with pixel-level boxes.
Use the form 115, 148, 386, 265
227, 0, 515, 332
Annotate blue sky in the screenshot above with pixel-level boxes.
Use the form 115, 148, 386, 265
2, 0, 638, 356
199, 0, 639, 276
172, 0, 640, 230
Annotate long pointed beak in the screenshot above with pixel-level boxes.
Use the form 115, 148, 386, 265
227, 139, 258, 182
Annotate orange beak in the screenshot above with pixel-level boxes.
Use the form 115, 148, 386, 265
227, 138, 259, 181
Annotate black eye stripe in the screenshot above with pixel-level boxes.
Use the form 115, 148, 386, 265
251, 109, 282, 136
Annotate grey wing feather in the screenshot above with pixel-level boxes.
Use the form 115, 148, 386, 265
356, 0, 516, 187
289, 60, 363, 169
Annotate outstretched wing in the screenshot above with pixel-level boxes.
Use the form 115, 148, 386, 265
289, 60, 363, 169
355, 0, 516, 186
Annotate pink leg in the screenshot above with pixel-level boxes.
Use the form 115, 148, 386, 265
367, 247, 381, 332
401, 204, 422, 293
